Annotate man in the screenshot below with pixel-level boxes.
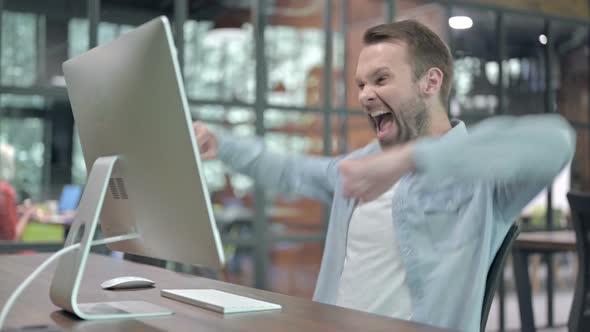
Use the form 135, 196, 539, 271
194, 20, 575, 331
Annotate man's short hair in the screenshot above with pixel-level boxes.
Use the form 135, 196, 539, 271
363, 20, 453, 106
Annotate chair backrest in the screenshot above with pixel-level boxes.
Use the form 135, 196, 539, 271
566, 191, 590, 332
480, 223, 520, 332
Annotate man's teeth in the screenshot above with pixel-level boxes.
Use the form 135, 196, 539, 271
371, 111, 388, 118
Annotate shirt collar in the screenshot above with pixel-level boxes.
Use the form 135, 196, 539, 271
443, 119, 467, 140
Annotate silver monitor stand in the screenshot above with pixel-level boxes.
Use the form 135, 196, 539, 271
49, 156, 173, 320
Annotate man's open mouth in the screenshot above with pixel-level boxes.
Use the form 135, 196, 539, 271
371, 111, 395, 133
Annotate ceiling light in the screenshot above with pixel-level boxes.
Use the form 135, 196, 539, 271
539, 34, 548, 45
448, 16, 473, 30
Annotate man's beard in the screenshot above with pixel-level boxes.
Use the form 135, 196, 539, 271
373, 95, 430, 148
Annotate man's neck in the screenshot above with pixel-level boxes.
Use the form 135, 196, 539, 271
426, 104, 452, 137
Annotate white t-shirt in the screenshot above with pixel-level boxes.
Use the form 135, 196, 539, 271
335, 183, 412, 319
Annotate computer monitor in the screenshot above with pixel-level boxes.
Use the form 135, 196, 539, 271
49, 16, 225, 320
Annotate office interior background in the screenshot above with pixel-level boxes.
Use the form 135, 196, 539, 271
0, 0, 589, 330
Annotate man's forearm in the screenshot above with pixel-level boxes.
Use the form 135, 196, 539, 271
410, 114, 575, 183
215, 131, 338, 203
381, 142, 416, 177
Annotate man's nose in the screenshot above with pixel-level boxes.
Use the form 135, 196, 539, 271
359, 87, 377, 107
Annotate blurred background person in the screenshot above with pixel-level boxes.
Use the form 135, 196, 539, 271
0, 143, 36, 241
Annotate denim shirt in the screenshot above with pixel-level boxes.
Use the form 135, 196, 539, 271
216, 114, 575, 331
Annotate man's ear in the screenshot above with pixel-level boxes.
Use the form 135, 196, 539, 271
420, 67, 443, 98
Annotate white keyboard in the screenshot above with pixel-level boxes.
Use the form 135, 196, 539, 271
161, 289, 282, 314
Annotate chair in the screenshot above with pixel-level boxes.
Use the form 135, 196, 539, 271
481, 223, 520, 332
566, 191, 590, 332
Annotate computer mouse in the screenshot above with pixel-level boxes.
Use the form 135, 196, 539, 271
100, 276, 156, 290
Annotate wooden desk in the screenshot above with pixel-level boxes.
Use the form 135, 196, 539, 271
512, 231, 576, 332
513, 231, 576, 252
0, 254, 452, 332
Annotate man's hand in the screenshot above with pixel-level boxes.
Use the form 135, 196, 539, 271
339, 143, 416, 202
193, 121, 219, 160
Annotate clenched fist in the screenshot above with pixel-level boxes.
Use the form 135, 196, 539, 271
193, 121, 219, 160
339, 143, 415, 202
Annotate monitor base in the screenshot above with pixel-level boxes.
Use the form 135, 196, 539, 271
49, 156, 174, 321
75, 301, 173, 319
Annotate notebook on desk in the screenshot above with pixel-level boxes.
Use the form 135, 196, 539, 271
161, 289, 282, 314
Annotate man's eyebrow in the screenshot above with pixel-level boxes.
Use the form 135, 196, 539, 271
355, 67, 392, 84
370, 67, 392, 78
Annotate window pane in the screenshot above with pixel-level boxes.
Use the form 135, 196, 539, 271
1, 11, 37, 87
265, 0, 341, 108
264, 110, 325, 153
504, 14, 546, 116
1, 9, 47, 108
0, 94, 45, 109
0, 117, 45, 201
183, 6, 253, 103
450, 7, 497, 123
69, 19, 137, 58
